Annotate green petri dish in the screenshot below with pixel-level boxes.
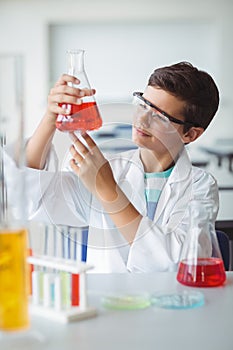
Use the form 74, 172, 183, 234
101, 293, 151, 310
150, 291, 205, 310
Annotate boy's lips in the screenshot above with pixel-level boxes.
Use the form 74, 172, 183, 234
134, 126, 151, 137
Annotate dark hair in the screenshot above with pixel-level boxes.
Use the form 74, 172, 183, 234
148, 62, 219, 130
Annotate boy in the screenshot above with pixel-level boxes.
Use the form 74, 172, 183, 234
24, 61, 219, 272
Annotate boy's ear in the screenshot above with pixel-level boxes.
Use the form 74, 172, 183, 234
182, 126, 205, 143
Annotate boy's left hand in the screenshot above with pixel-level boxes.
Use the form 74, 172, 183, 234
69, 132, 117, 202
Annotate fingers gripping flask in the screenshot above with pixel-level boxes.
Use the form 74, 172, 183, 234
56, 49, 102, 132
177, 199, 226, 287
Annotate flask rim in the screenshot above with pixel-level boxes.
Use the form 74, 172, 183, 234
66, 49, 84, 55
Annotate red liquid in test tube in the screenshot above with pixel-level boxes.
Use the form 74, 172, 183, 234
27, 247, 34, 295
71, 274, 80, 306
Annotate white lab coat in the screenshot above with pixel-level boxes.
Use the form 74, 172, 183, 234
4, 146, 219, 273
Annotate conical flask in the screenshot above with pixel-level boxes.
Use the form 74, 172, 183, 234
56, 49, 102, 132
177, 199, 226, 287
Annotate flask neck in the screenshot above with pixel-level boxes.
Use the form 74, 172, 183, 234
67, 50, 84, 75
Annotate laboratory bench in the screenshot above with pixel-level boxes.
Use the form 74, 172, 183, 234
4, 272, 233, 350
200, 144, 233, 172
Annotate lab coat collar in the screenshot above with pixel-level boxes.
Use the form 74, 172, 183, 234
119, 146, 192, 220
167, 146, 192, 184
154, 147, 193, 222
130, 146, 192, 184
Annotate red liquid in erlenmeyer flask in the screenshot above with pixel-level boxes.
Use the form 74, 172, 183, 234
56, 101, 102, 132
177, 258, 226, 287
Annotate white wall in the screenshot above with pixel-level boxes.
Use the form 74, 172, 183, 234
49, 21, 219, 103
0, 0, 233, 147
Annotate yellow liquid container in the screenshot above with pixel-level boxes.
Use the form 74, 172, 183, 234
0, 228, 29, 331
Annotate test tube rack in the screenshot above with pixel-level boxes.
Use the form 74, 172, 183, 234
27, 255, 97, 324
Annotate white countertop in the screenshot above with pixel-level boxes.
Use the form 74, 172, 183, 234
8, 272, 233, 350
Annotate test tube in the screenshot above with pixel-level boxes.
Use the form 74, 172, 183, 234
60, 226, 71, 308
71, 229, 80, 306
43, 272, 54, 308
79, 272, 87, 310
32, 270, 43, 305
54, 274, 62, 311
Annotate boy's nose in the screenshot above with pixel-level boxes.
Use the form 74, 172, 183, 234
137, 111, 151, 128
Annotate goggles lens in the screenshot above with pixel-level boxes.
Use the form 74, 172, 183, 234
132, 96, 176, 133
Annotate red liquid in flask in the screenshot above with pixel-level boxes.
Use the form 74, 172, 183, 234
56, 101, 102, 132
177, 258, 226, 287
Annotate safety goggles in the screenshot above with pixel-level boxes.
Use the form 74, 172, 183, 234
132, 92, 196, 133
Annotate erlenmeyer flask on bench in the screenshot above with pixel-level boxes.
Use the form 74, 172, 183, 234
56, 49, 102, 133
177, 199, 226, 287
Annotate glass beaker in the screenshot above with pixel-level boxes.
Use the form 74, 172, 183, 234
0, 55, 30, 331
56, 49, 103, 132
176, 199, 226, 287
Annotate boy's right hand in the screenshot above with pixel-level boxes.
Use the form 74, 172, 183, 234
26, 75, 96, 170
45, 74, 96, 122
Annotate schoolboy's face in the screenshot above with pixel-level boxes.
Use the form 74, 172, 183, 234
132, 86, 187, 153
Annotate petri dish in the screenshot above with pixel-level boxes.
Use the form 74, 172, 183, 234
150, 291, 205, 310
101, 293, 151, 310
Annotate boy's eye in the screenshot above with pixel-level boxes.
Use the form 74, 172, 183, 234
139, 102, 148, 110
152, 112, 169, 124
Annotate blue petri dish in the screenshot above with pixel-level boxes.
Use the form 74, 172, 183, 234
150, 291, 205, 310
